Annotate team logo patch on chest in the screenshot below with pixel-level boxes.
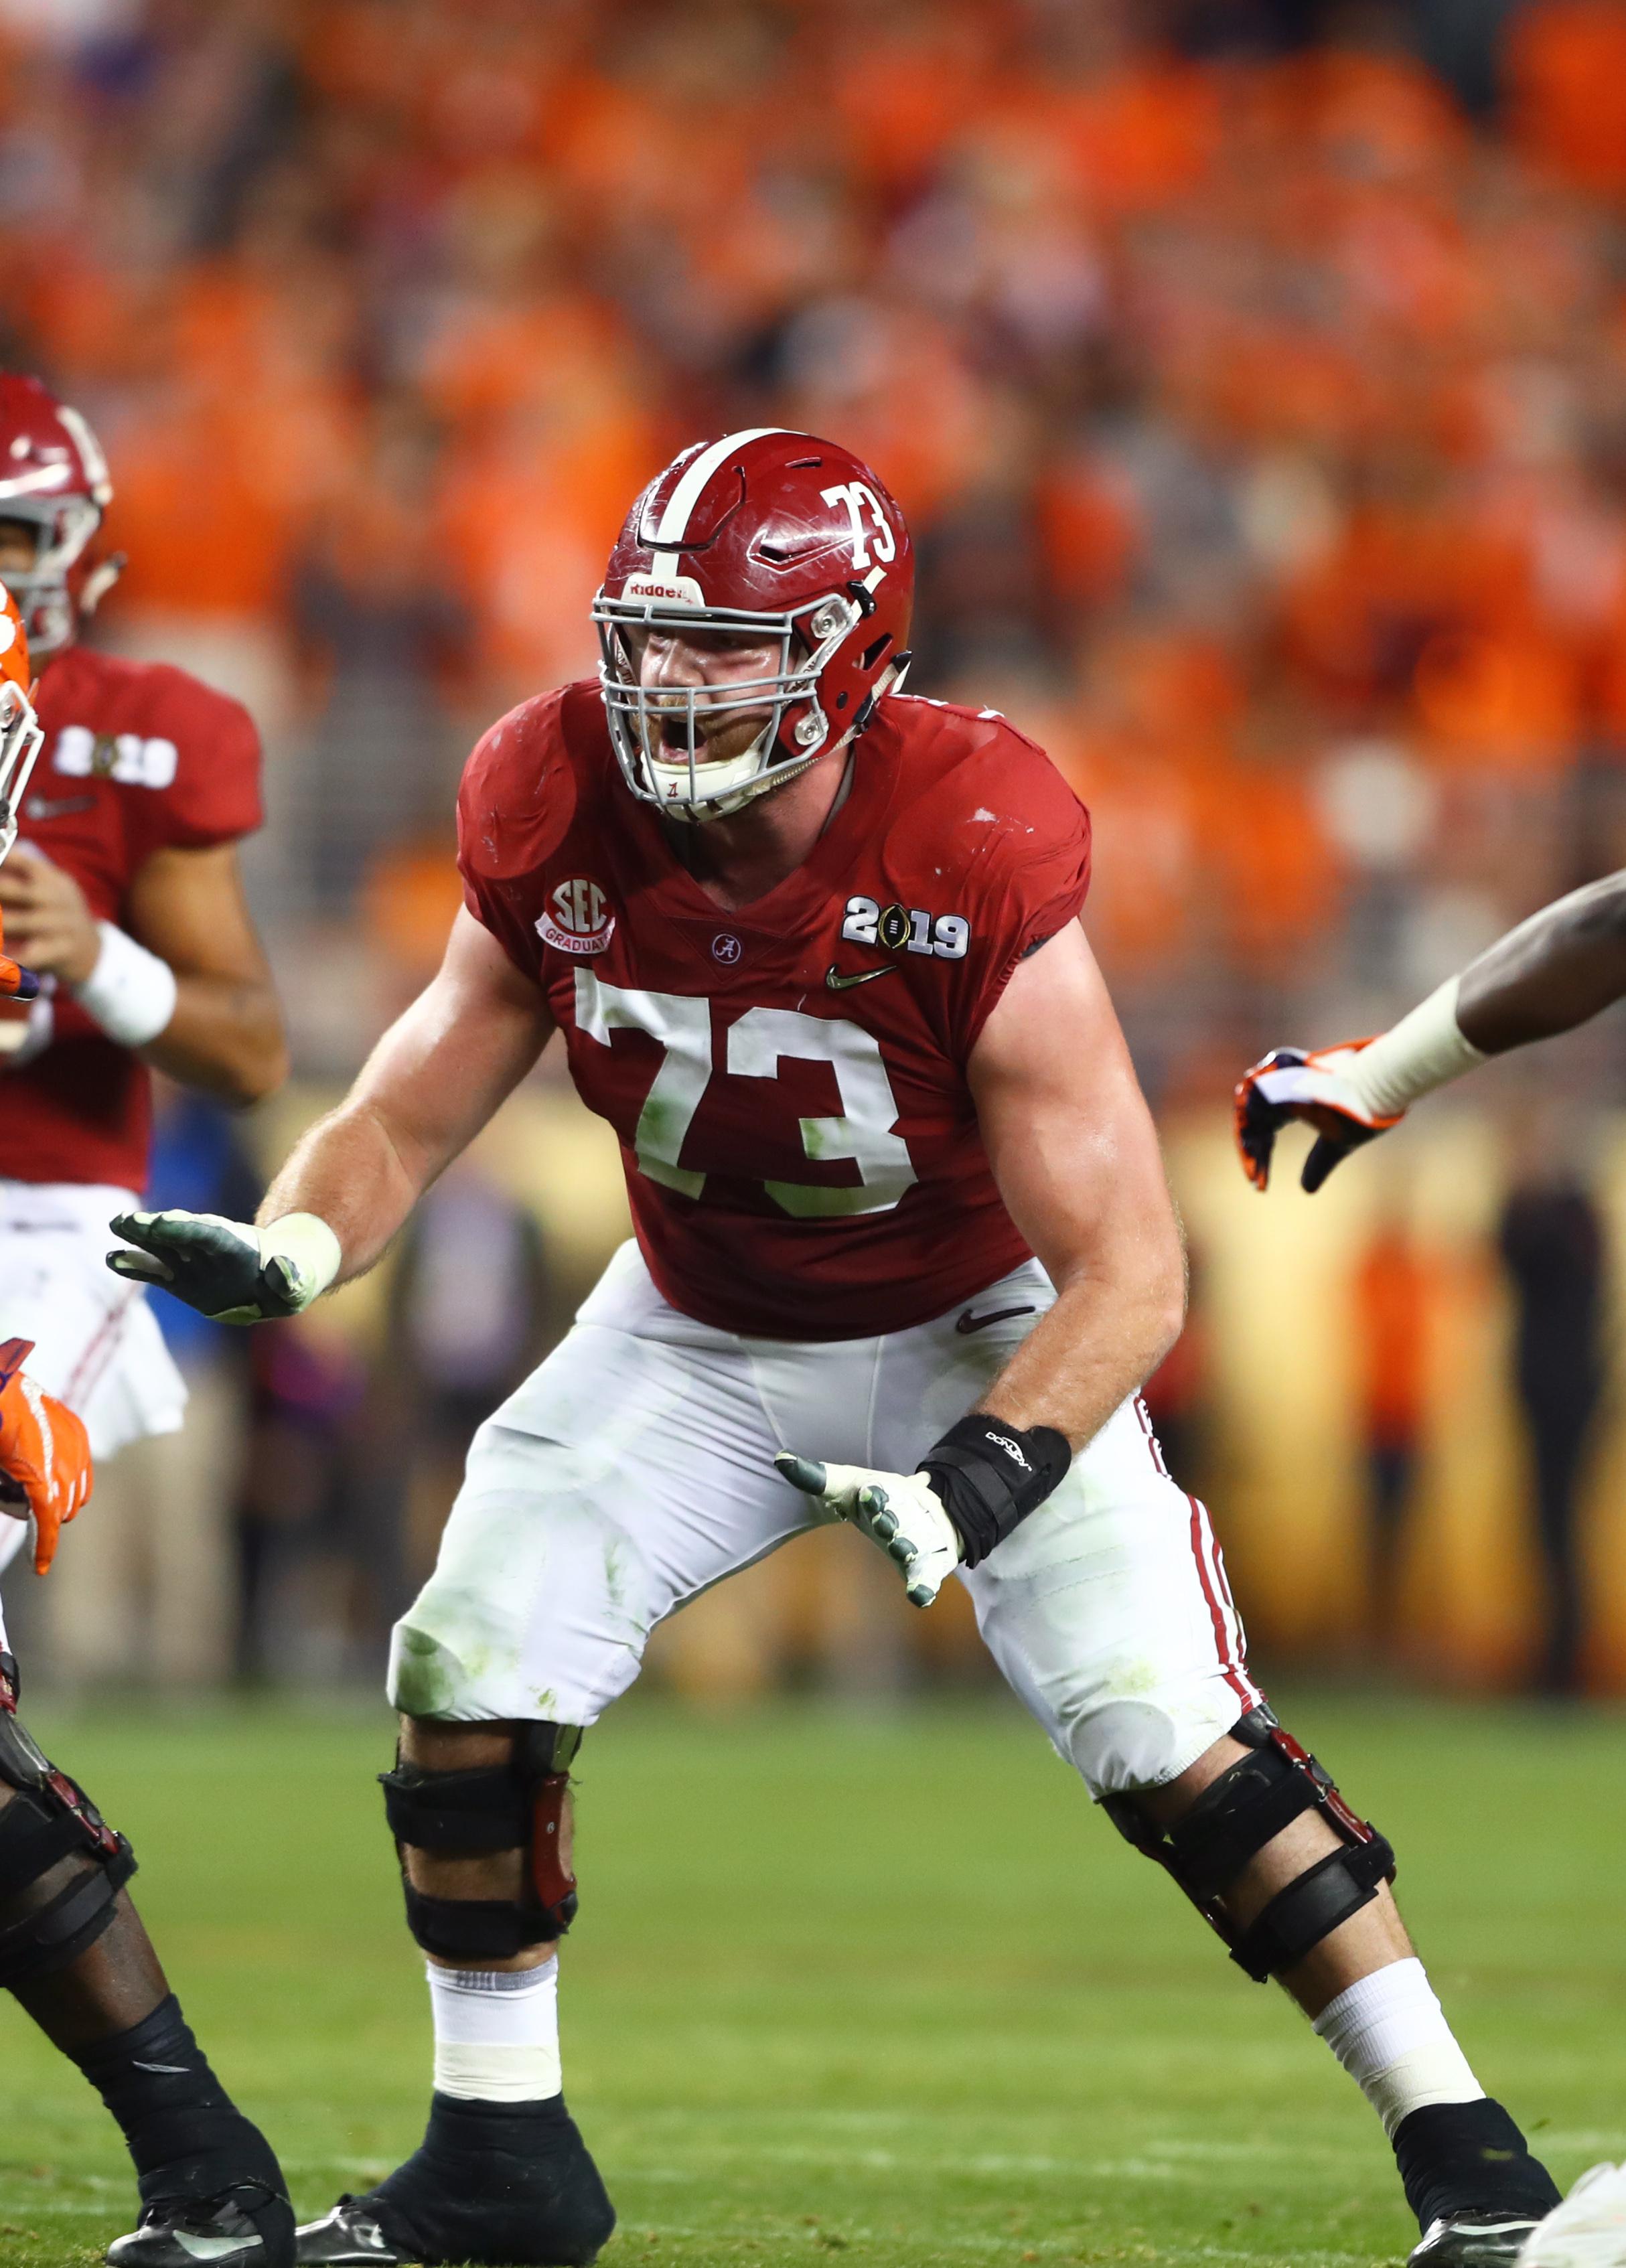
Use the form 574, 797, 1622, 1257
537, 878, 616, 958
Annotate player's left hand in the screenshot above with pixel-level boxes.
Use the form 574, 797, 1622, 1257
774, 1454, 962, 1607
0, 842, 100, 984
1234, 1041, 1403, 1194
0, 1337, 93, 1574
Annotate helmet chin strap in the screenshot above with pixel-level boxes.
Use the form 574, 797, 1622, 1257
652, 753, 822, 825
78, 552, 125, 617
646, 713, 826, 825
650, 654, 907, 824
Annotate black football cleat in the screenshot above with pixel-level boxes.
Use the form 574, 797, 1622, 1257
295, 2095, 613, 2268
1408, 2209, 1546, 2265
1396, 2100, 1560, 2268
107, 2182, 295, 2268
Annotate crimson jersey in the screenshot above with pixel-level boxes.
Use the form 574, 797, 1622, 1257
0, 642, 262, 1191
459, 684, 1091, 1340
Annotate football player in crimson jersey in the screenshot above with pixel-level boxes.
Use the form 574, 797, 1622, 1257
0, 560, 294, 2268
0, 372, 287, 1538
119, 431, 1554, 2268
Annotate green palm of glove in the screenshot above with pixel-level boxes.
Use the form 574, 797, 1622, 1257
106, 1209, 326, 1325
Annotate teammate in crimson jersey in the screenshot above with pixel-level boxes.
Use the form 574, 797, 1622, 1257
120, 431, 1554, 2268
0, 373, 286, 1532
0, 395, 295, 2268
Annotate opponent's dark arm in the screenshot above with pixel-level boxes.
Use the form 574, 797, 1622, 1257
1454, 869, 1626, 1052
1235, 867, 1626, 1194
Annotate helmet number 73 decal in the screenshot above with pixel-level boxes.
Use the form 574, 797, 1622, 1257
573, 968, 915, 1217
820, 481, 896, 572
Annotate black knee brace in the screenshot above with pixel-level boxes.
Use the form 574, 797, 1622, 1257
380, 1722, 582, 1963
1103, 1705, 1395, 1983
0, 1653, 135, 1991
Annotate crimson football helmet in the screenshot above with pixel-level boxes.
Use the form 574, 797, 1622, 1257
593, 428, 913, 822
0, 374, 117, 658
0, 579, 42, 868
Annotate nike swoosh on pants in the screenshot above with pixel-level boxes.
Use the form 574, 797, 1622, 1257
954, 1304, 1036, 1335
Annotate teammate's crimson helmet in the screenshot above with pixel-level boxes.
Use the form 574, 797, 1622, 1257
0, 374, 115, 658
593, 427, 913, 822
0, 581, 43, 864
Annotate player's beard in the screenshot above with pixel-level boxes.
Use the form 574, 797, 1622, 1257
651, 702, 772, 770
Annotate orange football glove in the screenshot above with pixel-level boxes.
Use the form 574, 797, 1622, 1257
0, 1337, 92, 1573
1234, 1041, 1406, 1194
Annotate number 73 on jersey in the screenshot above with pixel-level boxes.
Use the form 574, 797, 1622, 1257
574, 968, 917, 1218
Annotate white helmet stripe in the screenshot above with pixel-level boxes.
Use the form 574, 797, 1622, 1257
650, 427, 794, 557
56, 402, 111, 506
0, 465, 72, 498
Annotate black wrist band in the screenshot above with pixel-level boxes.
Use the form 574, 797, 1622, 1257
916, 1414, 1071, 1570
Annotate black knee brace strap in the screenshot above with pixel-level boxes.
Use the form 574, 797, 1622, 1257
0, 1652, 135, 1989
380, 1765, 531, 1854
1104, 1705, 1396, 1983
380, 1722, 582, 1963
1228, 1835, 1396, 1982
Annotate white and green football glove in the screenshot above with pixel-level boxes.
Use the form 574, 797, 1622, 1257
106, 1209, 342, 1324
774, 1455, 963, 1607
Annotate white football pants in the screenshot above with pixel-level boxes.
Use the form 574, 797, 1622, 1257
390, 1242, 1260, 1797
0, 1180, 187, 1649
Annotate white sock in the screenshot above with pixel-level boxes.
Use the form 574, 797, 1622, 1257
1313, 1957, 1485, 2139
427, 1959, 562, 2103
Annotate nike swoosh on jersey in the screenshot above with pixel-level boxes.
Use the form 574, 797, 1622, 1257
954, 1303, 1036, 1335
23, 793, 95, 820
824, 962, 899, 990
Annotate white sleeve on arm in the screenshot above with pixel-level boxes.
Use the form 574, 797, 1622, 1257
1340, 976, 1488, 1120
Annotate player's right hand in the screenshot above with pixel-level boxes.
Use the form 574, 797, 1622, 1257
1234, 1042, 1404, 1194
106, 1209, 342, 1323
0, 1337, 92, 1574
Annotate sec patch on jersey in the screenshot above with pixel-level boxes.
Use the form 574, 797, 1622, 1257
535, 877, 615, 958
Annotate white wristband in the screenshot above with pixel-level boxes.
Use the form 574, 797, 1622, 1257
261, 1213, 343, 1308
72, 921, 177, 1048
1342, 976, 1487, 1120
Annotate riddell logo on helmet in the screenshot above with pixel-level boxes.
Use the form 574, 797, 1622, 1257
623, 572, 705, 608
536, 879, 615, 958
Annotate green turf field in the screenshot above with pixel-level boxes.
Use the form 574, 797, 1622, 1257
0, 1689, 1620, 2268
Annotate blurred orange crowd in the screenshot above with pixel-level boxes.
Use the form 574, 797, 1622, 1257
7, 0, 1626, 1063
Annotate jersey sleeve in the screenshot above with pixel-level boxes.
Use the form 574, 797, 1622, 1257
455, 694, 576, 980
952, 735, 1092, 1060
129, 668, 263, 854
